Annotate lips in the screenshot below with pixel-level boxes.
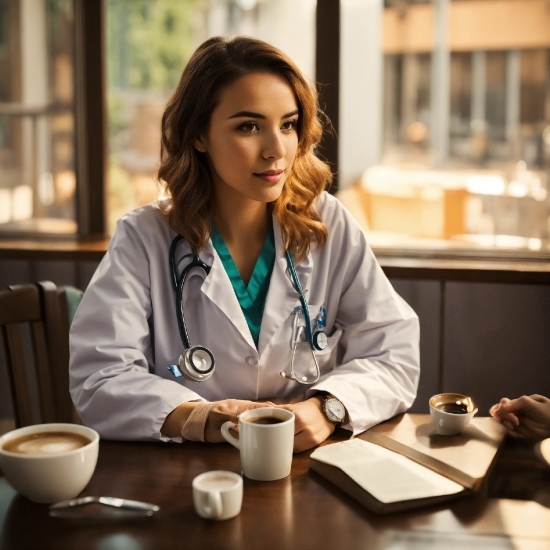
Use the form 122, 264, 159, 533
254, 169, 284, 184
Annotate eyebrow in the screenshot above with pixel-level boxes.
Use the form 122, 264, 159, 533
228, 109, 299, 120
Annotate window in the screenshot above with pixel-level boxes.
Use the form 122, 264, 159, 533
338, 0, 550, 256
4, 0, 548, 258
0, 0, 77, 234
1, 0, 316, 237
106, 0, 316, 233
382, 53, 432, 164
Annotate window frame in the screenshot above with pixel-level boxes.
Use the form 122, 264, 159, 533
73, 0, 106, 237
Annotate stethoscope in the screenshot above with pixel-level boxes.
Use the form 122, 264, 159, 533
167, 235, 327, 385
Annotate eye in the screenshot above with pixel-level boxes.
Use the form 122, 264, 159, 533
238, 122, 260, 133
281, 119, 298, 132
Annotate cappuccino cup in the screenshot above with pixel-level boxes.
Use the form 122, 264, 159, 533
192, 470, 243, 520
0, 423, 99, 503
429, 393, 478, 435
221, 408, 294, 481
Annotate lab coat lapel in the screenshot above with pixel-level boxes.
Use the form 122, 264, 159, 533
200, 239, 257, 349
257, 215, 313, 356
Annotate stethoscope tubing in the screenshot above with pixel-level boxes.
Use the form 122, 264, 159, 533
170, 235, 211, 350
285, 250, 314, 349
288, 310, 321, 385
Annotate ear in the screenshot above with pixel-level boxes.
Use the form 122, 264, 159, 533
193, 135, 206, 153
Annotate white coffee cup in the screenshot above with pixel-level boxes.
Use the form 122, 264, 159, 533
221, 407, 295, 481
0, 423, 99, 503
192, 470, 243, 520
429, 393, 478, 436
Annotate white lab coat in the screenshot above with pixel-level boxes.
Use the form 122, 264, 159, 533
69, 192, 420, 441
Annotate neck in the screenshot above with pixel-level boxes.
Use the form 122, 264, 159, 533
212, 194, 271, 246
212, 191, 272, 286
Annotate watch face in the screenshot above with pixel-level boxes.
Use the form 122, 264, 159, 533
326, 398, 345, 422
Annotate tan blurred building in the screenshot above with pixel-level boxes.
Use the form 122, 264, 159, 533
339, 0, 550, 246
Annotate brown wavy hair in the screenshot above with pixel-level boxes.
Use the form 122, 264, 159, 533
157, 35, 333, 261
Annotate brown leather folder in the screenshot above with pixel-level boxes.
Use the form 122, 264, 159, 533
359, 414, 507, 490
309, 413, 507, 514
309, 459, 469, 514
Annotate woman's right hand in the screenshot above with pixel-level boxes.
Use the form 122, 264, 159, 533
203, 399, 274, 442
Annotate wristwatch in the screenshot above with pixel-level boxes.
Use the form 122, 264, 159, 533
316, 393, 346, 425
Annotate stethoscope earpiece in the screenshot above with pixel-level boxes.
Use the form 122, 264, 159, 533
178, 345, 215, 382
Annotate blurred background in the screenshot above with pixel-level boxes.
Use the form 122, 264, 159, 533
0, 0, 549, 257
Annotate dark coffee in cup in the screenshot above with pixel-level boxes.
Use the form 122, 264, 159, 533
2, 431, 92, 455
245, 417, 284, 425
429, 393, 478, 435
437, 403, 468, 414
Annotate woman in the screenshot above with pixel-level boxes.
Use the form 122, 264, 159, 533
69, 36, 420, 452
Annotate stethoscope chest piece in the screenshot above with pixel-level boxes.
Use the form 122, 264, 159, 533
169, 235, 216, 382
179, 345, 215, 382
312, 330, 328, 351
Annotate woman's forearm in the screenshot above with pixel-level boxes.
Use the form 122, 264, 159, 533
161, 401, 199, 438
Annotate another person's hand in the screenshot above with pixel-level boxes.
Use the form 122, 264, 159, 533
279, 397, 335, 453
489, 394, 550, 441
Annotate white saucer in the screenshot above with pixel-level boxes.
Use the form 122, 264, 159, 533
538, 438, 550, 466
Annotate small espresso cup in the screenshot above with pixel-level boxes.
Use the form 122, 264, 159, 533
429, 393, 478, 435
0, 423, 99, 503
192, 470, 243, 520
221, 408, 295, 481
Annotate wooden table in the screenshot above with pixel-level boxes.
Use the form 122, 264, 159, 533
0, 432, 549, 550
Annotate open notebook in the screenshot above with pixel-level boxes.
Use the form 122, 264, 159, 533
309, 414, 507, 514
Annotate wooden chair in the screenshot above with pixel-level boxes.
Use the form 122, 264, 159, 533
0, 281, 83, 428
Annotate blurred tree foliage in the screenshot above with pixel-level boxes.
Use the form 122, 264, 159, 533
107, 0, 203, 92
106, 0, 205, 228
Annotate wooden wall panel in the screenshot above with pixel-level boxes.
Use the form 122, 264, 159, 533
390, 279, 441, 413
443, 281, 550, 415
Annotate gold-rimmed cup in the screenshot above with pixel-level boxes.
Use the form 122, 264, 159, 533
429, 393, 478, 435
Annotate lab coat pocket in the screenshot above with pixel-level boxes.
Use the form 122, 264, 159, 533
303, 304, 341, 372
291, 327, 342, 380
315, 328, 343, 373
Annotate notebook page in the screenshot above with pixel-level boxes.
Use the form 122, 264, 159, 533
310, 439, 464, 503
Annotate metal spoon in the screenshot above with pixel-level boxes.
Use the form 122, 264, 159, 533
50, 496, 159, 514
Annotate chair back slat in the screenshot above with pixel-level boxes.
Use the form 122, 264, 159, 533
1, 324, 34, 427
0, 282, 80, 428
40, 282, 74, 423
0, 286, 41, 325
29, 320, 58, 423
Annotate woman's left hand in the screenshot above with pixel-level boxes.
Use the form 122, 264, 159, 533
279, 397, 335, 453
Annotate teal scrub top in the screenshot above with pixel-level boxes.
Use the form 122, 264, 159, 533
211, 225, 275, 348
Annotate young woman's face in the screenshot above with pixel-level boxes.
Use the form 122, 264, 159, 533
196, 72, 299, 205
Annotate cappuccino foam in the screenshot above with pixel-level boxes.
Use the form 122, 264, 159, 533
2, 432, 91, 455
196, 475, 239, 491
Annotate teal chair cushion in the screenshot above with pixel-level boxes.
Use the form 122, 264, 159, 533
63, 285, 84, 325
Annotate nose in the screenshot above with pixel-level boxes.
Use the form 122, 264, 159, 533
262, 129, 286, 160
